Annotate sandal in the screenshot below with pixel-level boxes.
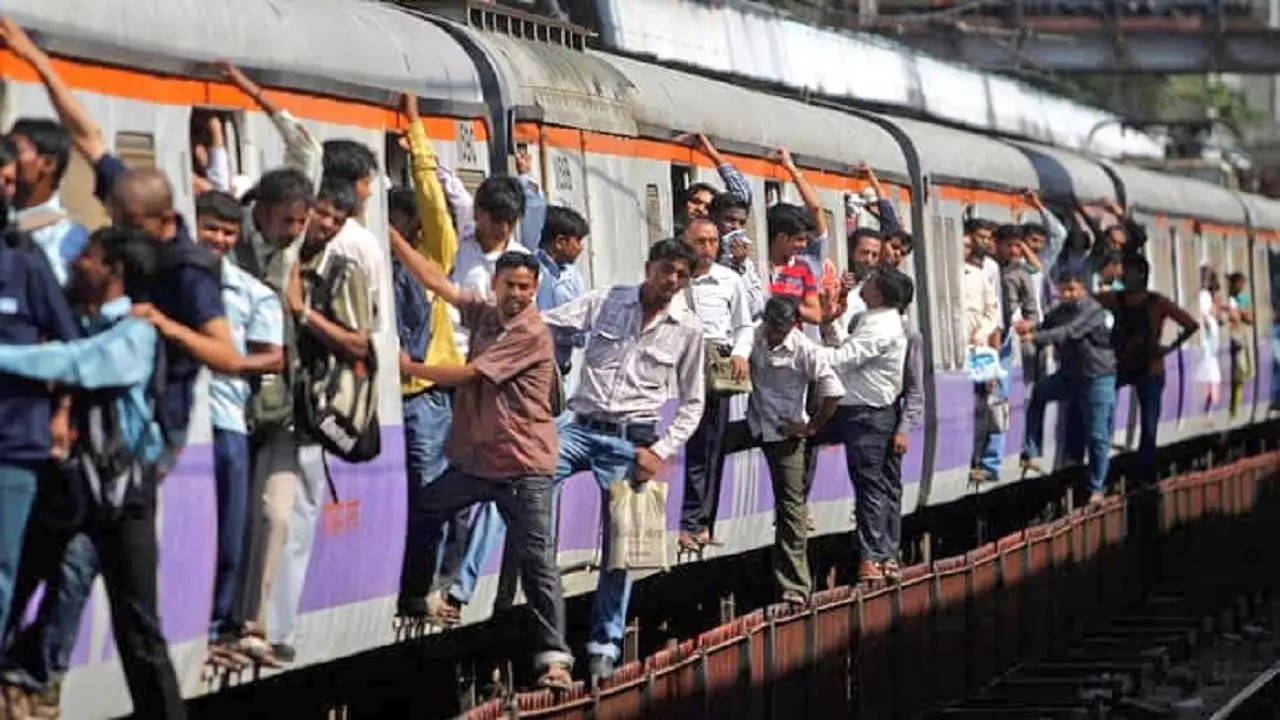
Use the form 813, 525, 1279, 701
536, 662, 574, 692
694, 528, 723, 548
677, 530, 702, 552
237, 633, 283, 669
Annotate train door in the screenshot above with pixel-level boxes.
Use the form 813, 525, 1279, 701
1225, 232, 1252, 427
1261, 239, 1280, 414
1172, 220, 1199, 433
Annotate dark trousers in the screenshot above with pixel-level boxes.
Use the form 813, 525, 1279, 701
401, 468, 572, 670
210, 429, 250, 640
881, 428, 904, 556
680, 392, 731, 533
806, 404, 901, 562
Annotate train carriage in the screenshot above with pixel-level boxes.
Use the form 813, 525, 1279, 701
0, 1, 1275, 717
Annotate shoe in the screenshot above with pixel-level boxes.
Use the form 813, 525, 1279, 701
881, 559, 902, 582
587, 654, 615, 684
270, 643, 296, 665
396, 595, 428, 619
857, 559, 884, 583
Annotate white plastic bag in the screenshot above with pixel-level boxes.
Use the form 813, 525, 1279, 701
606, 481, 669, 571
965, 345, 1005, 384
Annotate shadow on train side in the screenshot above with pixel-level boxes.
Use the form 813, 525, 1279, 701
186, 423, 1280, 720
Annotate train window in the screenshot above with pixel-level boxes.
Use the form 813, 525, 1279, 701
189, 109, 243, 198
764, 180, 782, 208
929, 213, 952, 369
670, 164, 691, 224
115, 132, 155, 170
384, 131, 410, 189
645, 183, 662, 245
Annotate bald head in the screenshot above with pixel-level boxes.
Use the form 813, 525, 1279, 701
109, 167, 178, 241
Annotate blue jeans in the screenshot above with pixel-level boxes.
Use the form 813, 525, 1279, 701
448, 503, 505, 605
4, 531, 97, 691
1024, 372, 1117, 493
1133, 374, 1164, 485
0, 464, 37, 636
979, 340, 1014, 476
554, 417, 650, 661
211, 429, 250, 640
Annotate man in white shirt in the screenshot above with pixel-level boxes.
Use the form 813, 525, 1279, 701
961, 228, 1003, 484
450, 175, 532, 352
677, 218, 754, 550
817, 268, 910, 583
748, 297, 844, 604
323, 140, 385, 332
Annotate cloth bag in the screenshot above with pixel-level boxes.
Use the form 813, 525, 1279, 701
606, 481, 669, 571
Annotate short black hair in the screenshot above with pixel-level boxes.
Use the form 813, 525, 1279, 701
253, 168, 314, 208
0, 136, 15, 167
10, 118, 72, 183
872, 266, 914, 312
849, 227, 883, 248
1227, 271, 1246, 288
494, 250, 540, 278
1101, 251, 1125, 267
648, 237, 698, 268
95, 226, 161, 298
963, 218, 995, 236
1122, 254, 1150, 279
767, 203, 814, 244
710, 191, 750, 218
995, 223, 1024, 243
387, 186, 417, 221
1057, 269, 1089, 287
474, 175, 525, 224
317, 175, 357, 215
195, 190, 242, 224
680, 182, 717, 208
762, 295, 799, 332
540, 205, 589, 249
1021, 222, 1046, 238
887, 229, 914, 255
322, 139, 377, 184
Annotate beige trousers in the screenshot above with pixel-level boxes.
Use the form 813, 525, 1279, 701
239, 429, 306, 635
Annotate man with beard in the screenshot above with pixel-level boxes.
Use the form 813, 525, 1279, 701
1016, 271, 1117, 504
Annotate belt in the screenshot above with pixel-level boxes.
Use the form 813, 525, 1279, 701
574, 415, 657, 445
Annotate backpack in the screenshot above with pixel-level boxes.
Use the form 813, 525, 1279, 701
1111, 293, 1158, 386
294, 253, 380, 462
70, 319, 167, 522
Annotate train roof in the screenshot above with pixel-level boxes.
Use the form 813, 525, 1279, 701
1239, 192, 1280, 232
1010, 141, 1117, 205
601, 53, 909, 179
878, 113, 1040, 193
1109, 163, 1247, 226
7, 0, 487, 116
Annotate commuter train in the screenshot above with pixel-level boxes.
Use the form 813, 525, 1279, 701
3, 1, 1277, 716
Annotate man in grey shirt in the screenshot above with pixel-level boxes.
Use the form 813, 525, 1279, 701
542, 239, 705, 683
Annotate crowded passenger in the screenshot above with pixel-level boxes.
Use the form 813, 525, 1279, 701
962, 222, 1002, 484
677, 217, 754, 551
672, 133, 752, 229
1096, 256, 1199, 486
534, 205, 589, 374
542, 238, 705, 682
1195, 265, 1227, 416
881, 231, 924, 582
748, 297, 844, 604
1227, 271, 1254, 417
1016, 271, 1117, 504
724, 228, 765, 319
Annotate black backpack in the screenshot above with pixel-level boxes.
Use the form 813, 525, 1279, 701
294, 254, 380, 463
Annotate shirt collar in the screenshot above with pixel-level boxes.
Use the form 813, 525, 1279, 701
81, 294, 133, 330
535, 248, 563, 278
624, 284, 690, 327
762, 326, 803, 355
14, 192, 63, 218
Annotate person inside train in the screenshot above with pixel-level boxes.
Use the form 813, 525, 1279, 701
4, 114, 89, 289
855, 162, 902, 236
1194, 265, 1227, 417
542, 238, 705, 683
1015, 270, 1117, 505
1099, 251, 1125, 292
1095, 255, 1198, 486
1226, 271, 1253, 418
748, 296, 844, 605
186, 190, 287, 668
0, 180, 80, 704
997, 223, 1040, 383
881, 232, 924, 583
773, 147, 842, 321
766, 203, 823, 325
883, 229, 912, 269
535, 205, 590, 374
1019, 188, 1069, 322
678, 217, 753, 551
816, 267, 911, 583
190, 111, 233, 196
961, 223, 1001, 485
387, 233, 573, 690
0, 227, 186, 719
672, 132, 752, 229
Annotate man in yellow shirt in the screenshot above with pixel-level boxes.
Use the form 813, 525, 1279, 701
391, 93, 469, 621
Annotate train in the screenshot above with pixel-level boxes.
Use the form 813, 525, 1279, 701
2, 1, 1277, 717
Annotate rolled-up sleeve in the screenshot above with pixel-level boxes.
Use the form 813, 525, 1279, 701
717, 163, 752, 206
650, 329, 705, 460
807, 347, 846, 400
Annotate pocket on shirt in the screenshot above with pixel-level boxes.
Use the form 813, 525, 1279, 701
584, 330, 625, 366
637, 346, 677, 389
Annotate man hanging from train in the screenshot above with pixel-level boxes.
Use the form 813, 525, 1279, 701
5, 115, 87, 288
961, 222, 1002, 486
677, 217, 754, 551
0, 20, 240, 713
1015, 270, 1118, 505
542, 239, 705, 683
1095, 255, 1198, 487
388, 231, 574, 690
672, 133, 752, 232
534, 205, 590, 376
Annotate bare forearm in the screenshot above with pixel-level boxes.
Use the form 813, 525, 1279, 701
405, 361, 478, 386
301, 312, 368, 360
809, 396, 839, 431
389, 231, 460, 305
238, 347, 284, 374
30, 54, 106, 162
153, 315, 241, 373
